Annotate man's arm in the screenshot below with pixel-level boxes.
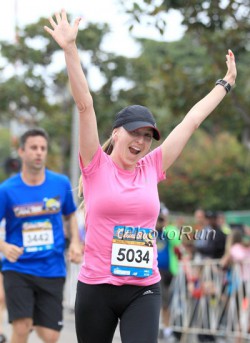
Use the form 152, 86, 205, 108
0, 193, 24, 262
64, 212, 83, 264
0, 240, 24, 263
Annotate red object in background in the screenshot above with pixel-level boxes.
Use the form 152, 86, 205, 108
4, 157, 21, 174
174, 246, 182, 260
192, 288, 203, 299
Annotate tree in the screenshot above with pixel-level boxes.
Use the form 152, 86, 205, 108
120, 0, 250, 147
0, 127, 15, 181
0, 17, 113, 173
159, 130, 250, 212
121, 1, 250, 36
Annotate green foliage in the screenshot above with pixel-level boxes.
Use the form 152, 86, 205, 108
159, 130, 250, 211
0, 128, 12, 182
0, 18, 112, 175
121, 0, 250, 36
104, 34, 245, 141
119, 1, 250, 139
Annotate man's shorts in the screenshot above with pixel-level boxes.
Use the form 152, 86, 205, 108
3, 271, 65, 331
159, 269, 173, 309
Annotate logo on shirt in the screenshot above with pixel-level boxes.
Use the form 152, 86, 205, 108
143, 290, 154, 296
13, 196, 61, 217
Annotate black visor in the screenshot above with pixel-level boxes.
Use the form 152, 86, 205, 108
112, 105, 161, 141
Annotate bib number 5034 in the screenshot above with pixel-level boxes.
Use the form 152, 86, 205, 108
117, 247, 149, 264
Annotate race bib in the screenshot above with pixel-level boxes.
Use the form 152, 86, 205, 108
22, 219, 54, 253
111, 225, 155, 278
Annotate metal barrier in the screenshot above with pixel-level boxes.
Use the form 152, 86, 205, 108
64, 262, 81, 310
169, 259, 250, 341
65, 259, 250, 341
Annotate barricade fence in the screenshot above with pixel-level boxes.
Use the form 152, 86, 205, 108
169, 259, 250, 340
64, 259, 250, 341
64, 262, 81, 310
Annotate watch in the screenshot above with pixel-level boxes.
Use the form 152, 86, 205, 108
215, 79, 232, 93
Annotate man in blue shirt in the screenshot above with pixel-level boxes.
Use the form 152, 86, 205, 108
0, 128, 82, 343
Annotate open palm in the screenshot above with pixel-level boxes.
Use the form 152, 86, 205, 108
44, 9, 81, 50
224, 49, 237, 86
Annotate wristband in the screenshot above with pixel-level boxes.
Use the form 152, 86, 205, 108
215, 79, 231, 93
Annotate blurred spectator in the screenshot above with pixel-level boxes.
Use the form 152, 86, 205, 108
194, 208, 207, 231
194, 211, 226, 260
217, 212, 231, 235
76, 207, 86, 245
156, 203, 181, 339
193, 211, 226, 342
220, 228, 250, 343
221, 228, 250, 279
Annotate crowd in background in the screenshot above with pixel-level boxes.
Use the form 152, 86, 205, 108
156, 205, 250, 342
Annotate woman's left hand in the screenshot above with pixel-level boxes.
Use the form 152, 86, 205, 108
223, 49, 237, 86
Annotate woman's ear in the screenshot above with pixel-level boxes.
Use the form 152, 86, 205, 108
112, 129, 119, 141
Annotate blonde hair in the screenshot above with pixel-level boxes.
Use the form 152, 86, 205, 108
78, 137, 114, 208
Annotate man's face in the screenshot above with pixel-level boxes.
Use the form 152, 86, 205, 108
18, 135, 48, 171
194, 210, 205, 225
207, 216, 218, 228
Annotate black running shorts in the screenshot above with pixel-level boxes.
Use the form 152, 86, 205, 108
75, 281, 161, 343
3, 271, 65, 331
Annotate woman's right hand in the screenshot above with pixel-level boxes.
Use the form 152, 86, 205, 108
44, 9, 81, 51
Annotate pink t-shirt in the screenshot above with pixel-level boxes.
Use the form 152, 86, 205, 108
78, 145, 166, 286
230, 243, 250, 281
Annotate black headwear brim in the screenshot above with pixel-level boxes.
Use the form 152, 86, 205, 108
123, 121, 160, 141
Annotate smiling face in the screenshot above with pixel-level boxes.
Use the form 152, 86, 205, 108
111, 126, 153, 170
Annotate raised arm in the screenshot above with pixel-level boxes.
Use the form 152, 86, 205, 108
44, 9, 99, 166
161, 49, 237, 172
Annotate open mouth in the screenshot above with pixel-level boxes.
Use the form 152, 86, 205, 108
129, 147, 141, 155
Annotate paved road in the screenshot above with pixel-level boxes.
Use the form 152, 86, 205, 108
3, 308, 79, 343
3, 309, 230, 343
3, 308, 168, 342
3, 308, 162, 342
7, 308, 228, 343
